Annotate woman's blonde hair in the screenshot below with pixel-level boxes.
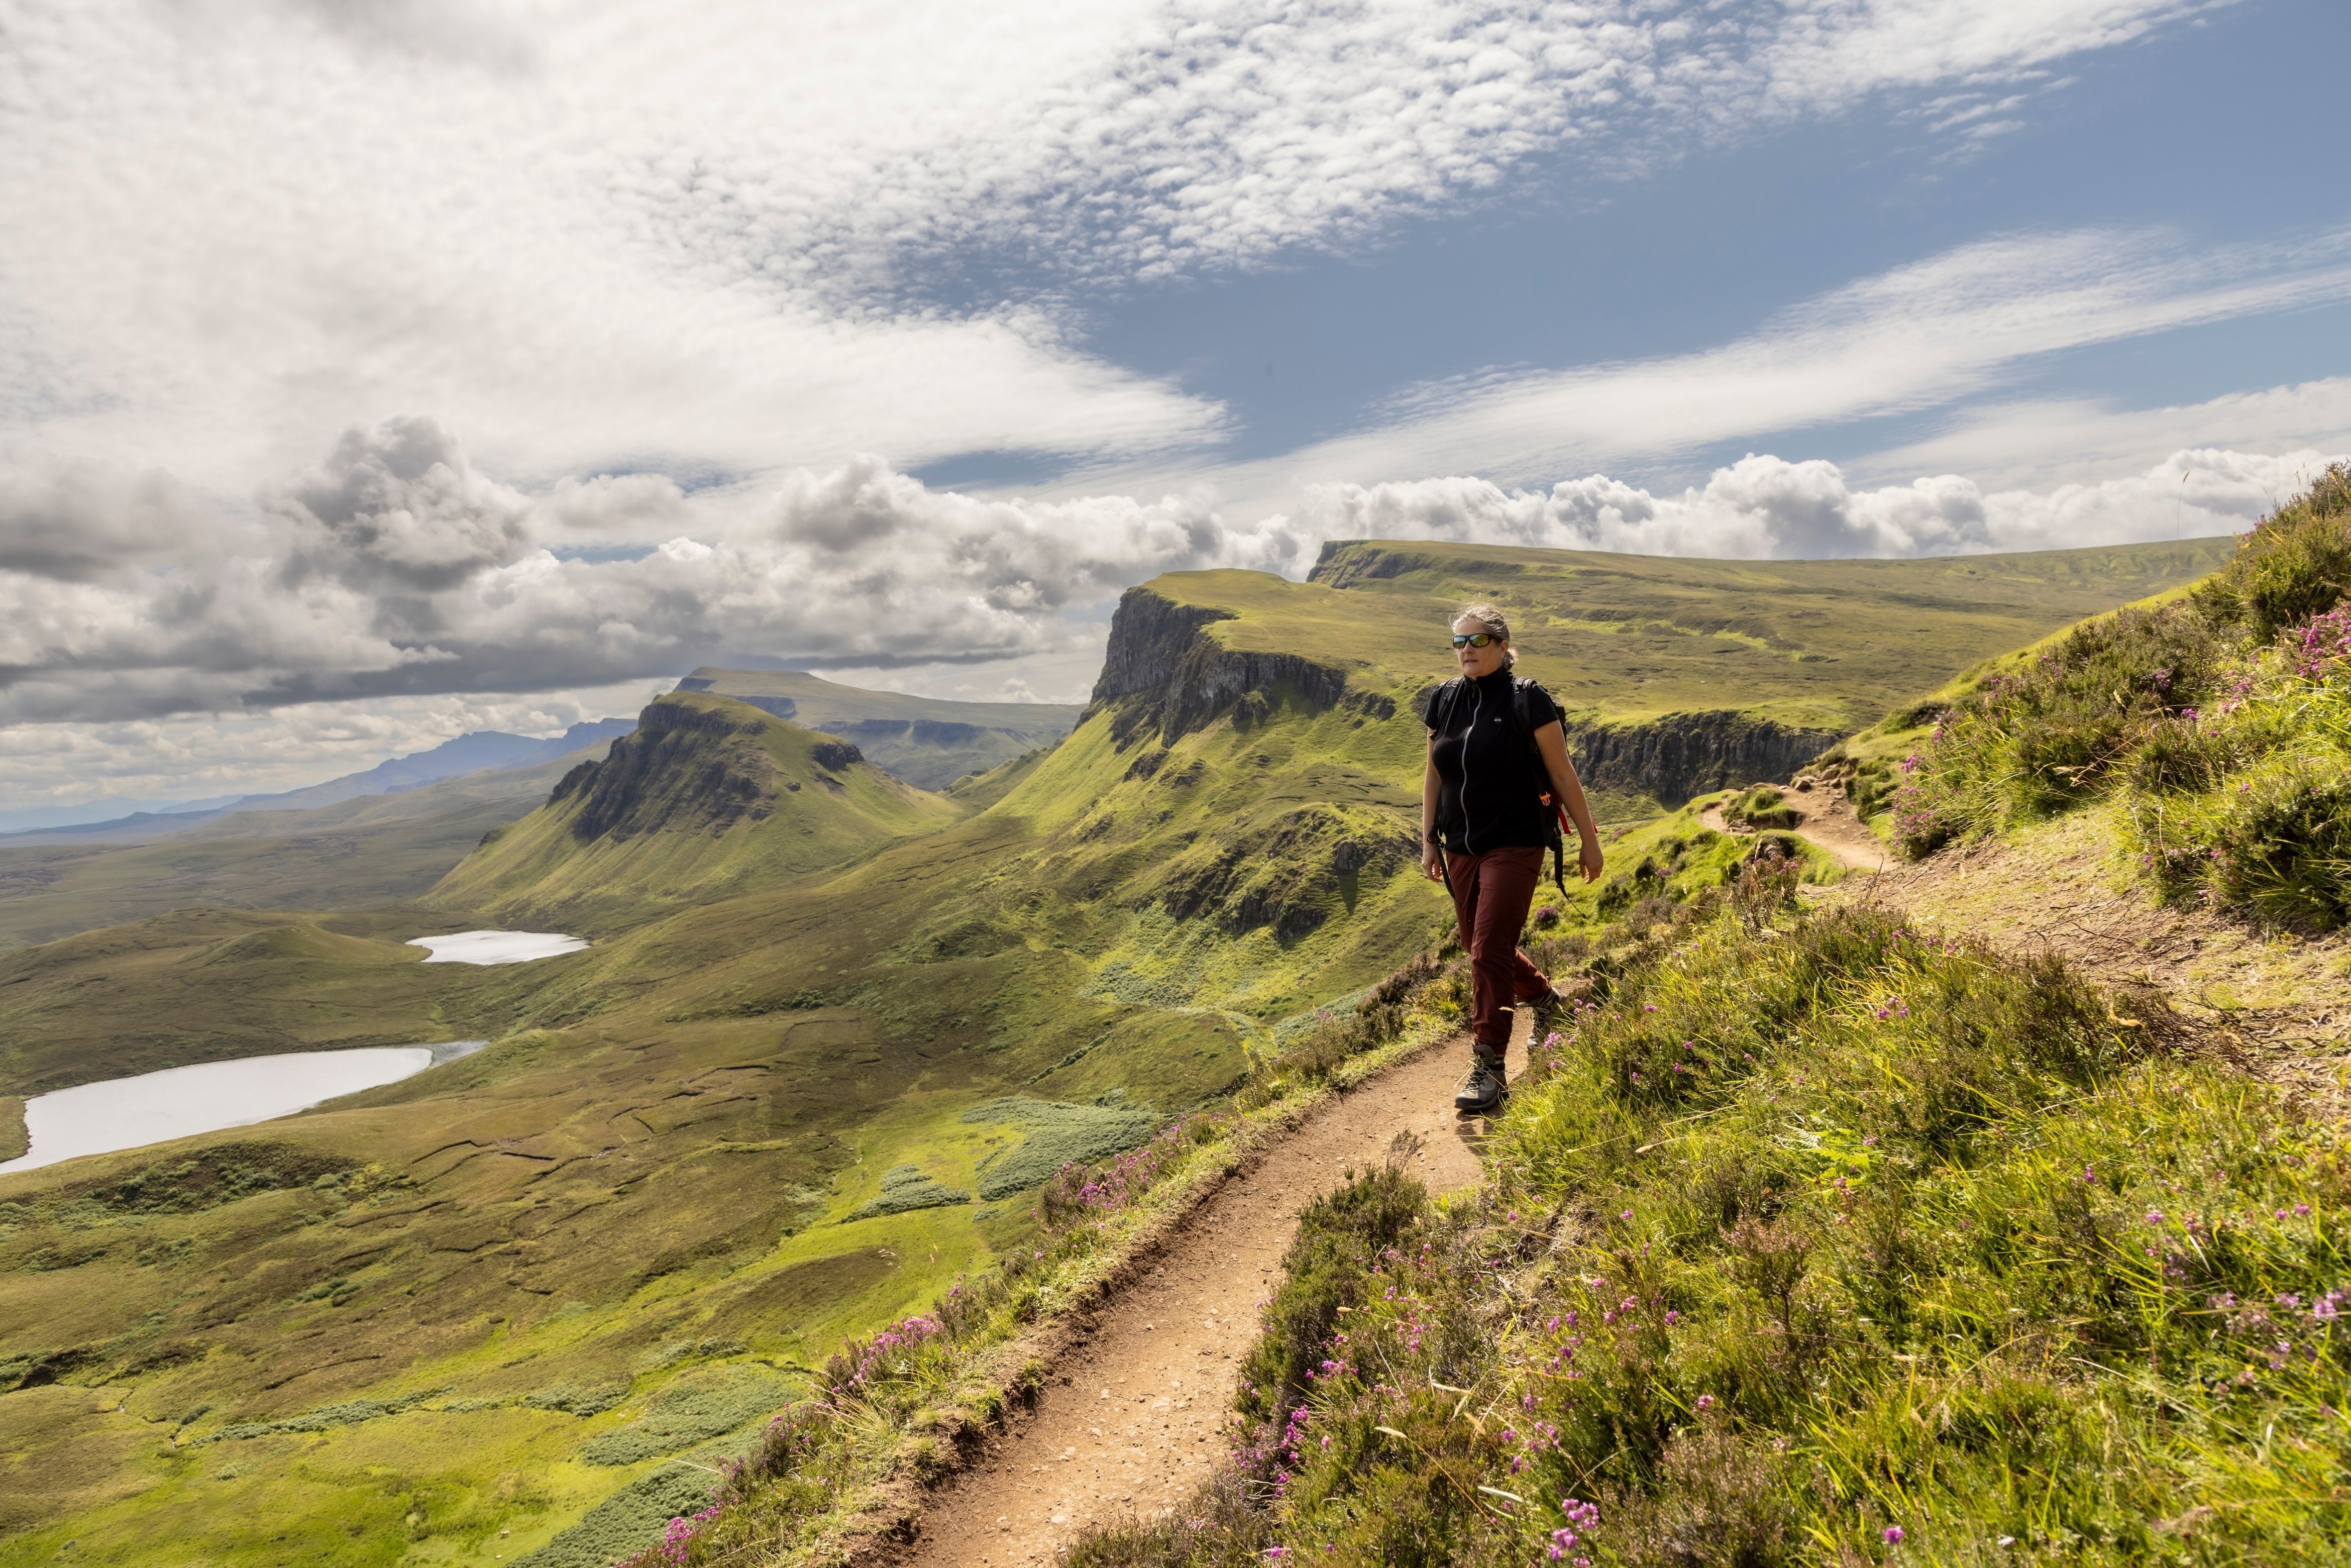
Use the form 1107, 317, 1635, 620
1453, 603, 1515, 668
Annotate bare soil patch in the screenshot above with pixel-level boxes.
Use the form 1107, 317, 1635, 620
890, 1024, 1520, 1566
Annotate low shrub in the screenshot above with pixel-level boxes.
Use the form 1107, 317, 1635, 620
1071, 902, 2351, 1566
1891, 468, 2351, 927
2191, 461, 2351, 639
1719, 785, 1799, 831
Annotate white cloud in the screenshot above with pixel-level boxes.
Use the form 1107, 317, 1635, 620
0, 0, 2219, 493
1248, 226, 2351, 492
0, 420, 1314, 727
3, 416, 2342, 809
1851, 377, 2351, 491
1304, 444, 2339, 561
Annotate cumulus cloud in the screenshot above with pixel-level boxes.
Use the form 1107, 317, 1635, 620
0, 421, 1314, 726
0, 454, 219, 582
1305, 445, 2341, 562
272, 416, 535, 595
4, 415, 2341, 738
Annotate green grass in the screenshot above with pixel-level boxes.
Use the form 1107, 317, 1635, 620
1070, 894, 2350, 1567
1299, 535, 2234, 732
0, 538, 2221, 1564
1888, 467, 2351, 929
428, 693, 965, 935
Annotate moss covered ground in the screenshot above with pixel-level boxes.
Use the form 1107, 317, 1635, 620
0, 539, 2220, 1565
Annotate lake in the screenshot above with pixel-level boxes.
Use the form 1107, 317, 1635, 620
408, 929, 589, 963
0, 1041, 486, 1174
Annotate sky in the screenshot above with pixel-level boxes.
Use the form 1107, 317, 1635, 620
0, 0, 2346, 812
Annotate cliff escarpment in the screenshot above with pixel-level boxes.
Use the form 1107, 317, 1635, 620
553, 699, 778, 840
429, 694, 958, 933
1090, 587, 1353, 745
1562, 711, 1839, 806
1407, 686, 1836, 807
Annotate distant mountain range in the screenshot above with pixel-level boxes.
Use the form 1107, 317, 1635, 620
0, 719, 637, 841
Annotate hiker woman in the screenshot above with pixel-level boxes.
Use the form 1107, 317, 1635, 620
1421, 604, 1603, 1113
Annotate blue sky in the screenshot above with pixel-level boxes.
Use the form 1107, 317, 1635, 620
1030, 0, 2348, 484
0, 0, 2345, 809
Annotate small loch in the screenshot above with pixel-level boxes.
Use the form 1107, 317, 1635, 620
407, 930, 590, 963
0, 1041, 487, 1175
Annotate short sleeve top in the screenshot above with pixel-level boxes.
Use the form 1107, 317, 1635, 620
1426, 670, 1563, 853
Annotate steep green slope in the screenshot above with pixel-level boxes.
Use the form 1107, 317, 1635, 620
428, 694, 964, 935
675, 668, 1081, 788
0, 537, 2234, 1568
0, 750, 600, 950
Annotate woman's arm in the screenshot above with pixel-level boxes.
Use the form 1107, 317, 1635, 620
1533, 722, 1604, 883
1420, 733, 1446, 882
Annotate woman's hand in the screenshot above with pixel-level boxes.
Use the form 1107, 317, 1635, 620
1578, 836, 1604, 883
1421, 840, 1446, 883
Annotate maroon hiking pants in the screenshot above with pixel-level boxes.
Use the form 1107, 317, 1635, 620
1443, 844, 1551, 1056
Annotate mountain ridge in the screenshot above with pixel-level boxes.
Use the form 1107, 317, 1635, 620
673, 668, 1080, 788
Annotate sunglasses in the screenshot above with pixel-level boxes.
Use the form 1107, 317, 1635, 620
1450, 632, 1500, 649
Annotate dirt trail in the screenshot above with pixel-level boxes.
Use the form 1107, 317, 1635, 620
897, 1021, 1525, 1566
1708, 783, 2349, 1107
1700, 782, 1886, 873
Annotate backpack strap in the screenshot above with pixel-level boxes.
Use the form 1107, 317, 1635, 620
1512, 677, 1572, 895
1430, 676, 1467, 735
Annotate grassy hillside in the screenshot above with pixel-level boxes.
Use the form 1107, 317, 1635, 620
0, 537, 2232, 1567
1307, 535, 2233, 732
1881, 467, 2351, 928
676, 668, 1081, 789
0, 908, 526, 1097
427, 694, 965, 936
1069, 889, 2349, 1568
0, 752, 596, 950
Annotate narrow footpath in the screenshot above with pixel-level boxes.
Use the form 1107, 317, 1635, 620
900, 789, 1874, 1565
895, 1023, 1524, 1566
1699, 780, 1886, 872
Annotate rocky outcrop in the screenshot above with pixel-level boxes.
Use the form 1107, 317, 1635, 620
1089, 587, 1349, 745
809, 739, 862, 773
552, 699, 776, 840
1564, 712, 1838, 805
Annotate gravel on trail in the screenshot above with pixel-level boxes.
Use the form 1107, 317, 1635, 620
895, 1020, 1522, 1566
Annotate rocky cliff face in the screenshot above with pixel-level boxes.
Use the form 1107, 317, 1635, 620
552, 699, 776, 839
1090, 587, 1354, 744
1563, 711, 1838, 805
1409, 684, 1834, 805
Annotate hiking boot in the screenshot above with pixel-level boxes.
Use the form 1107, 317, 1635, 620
1526, 987, 1572, 1041
1454, 1054, 1507, 1115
